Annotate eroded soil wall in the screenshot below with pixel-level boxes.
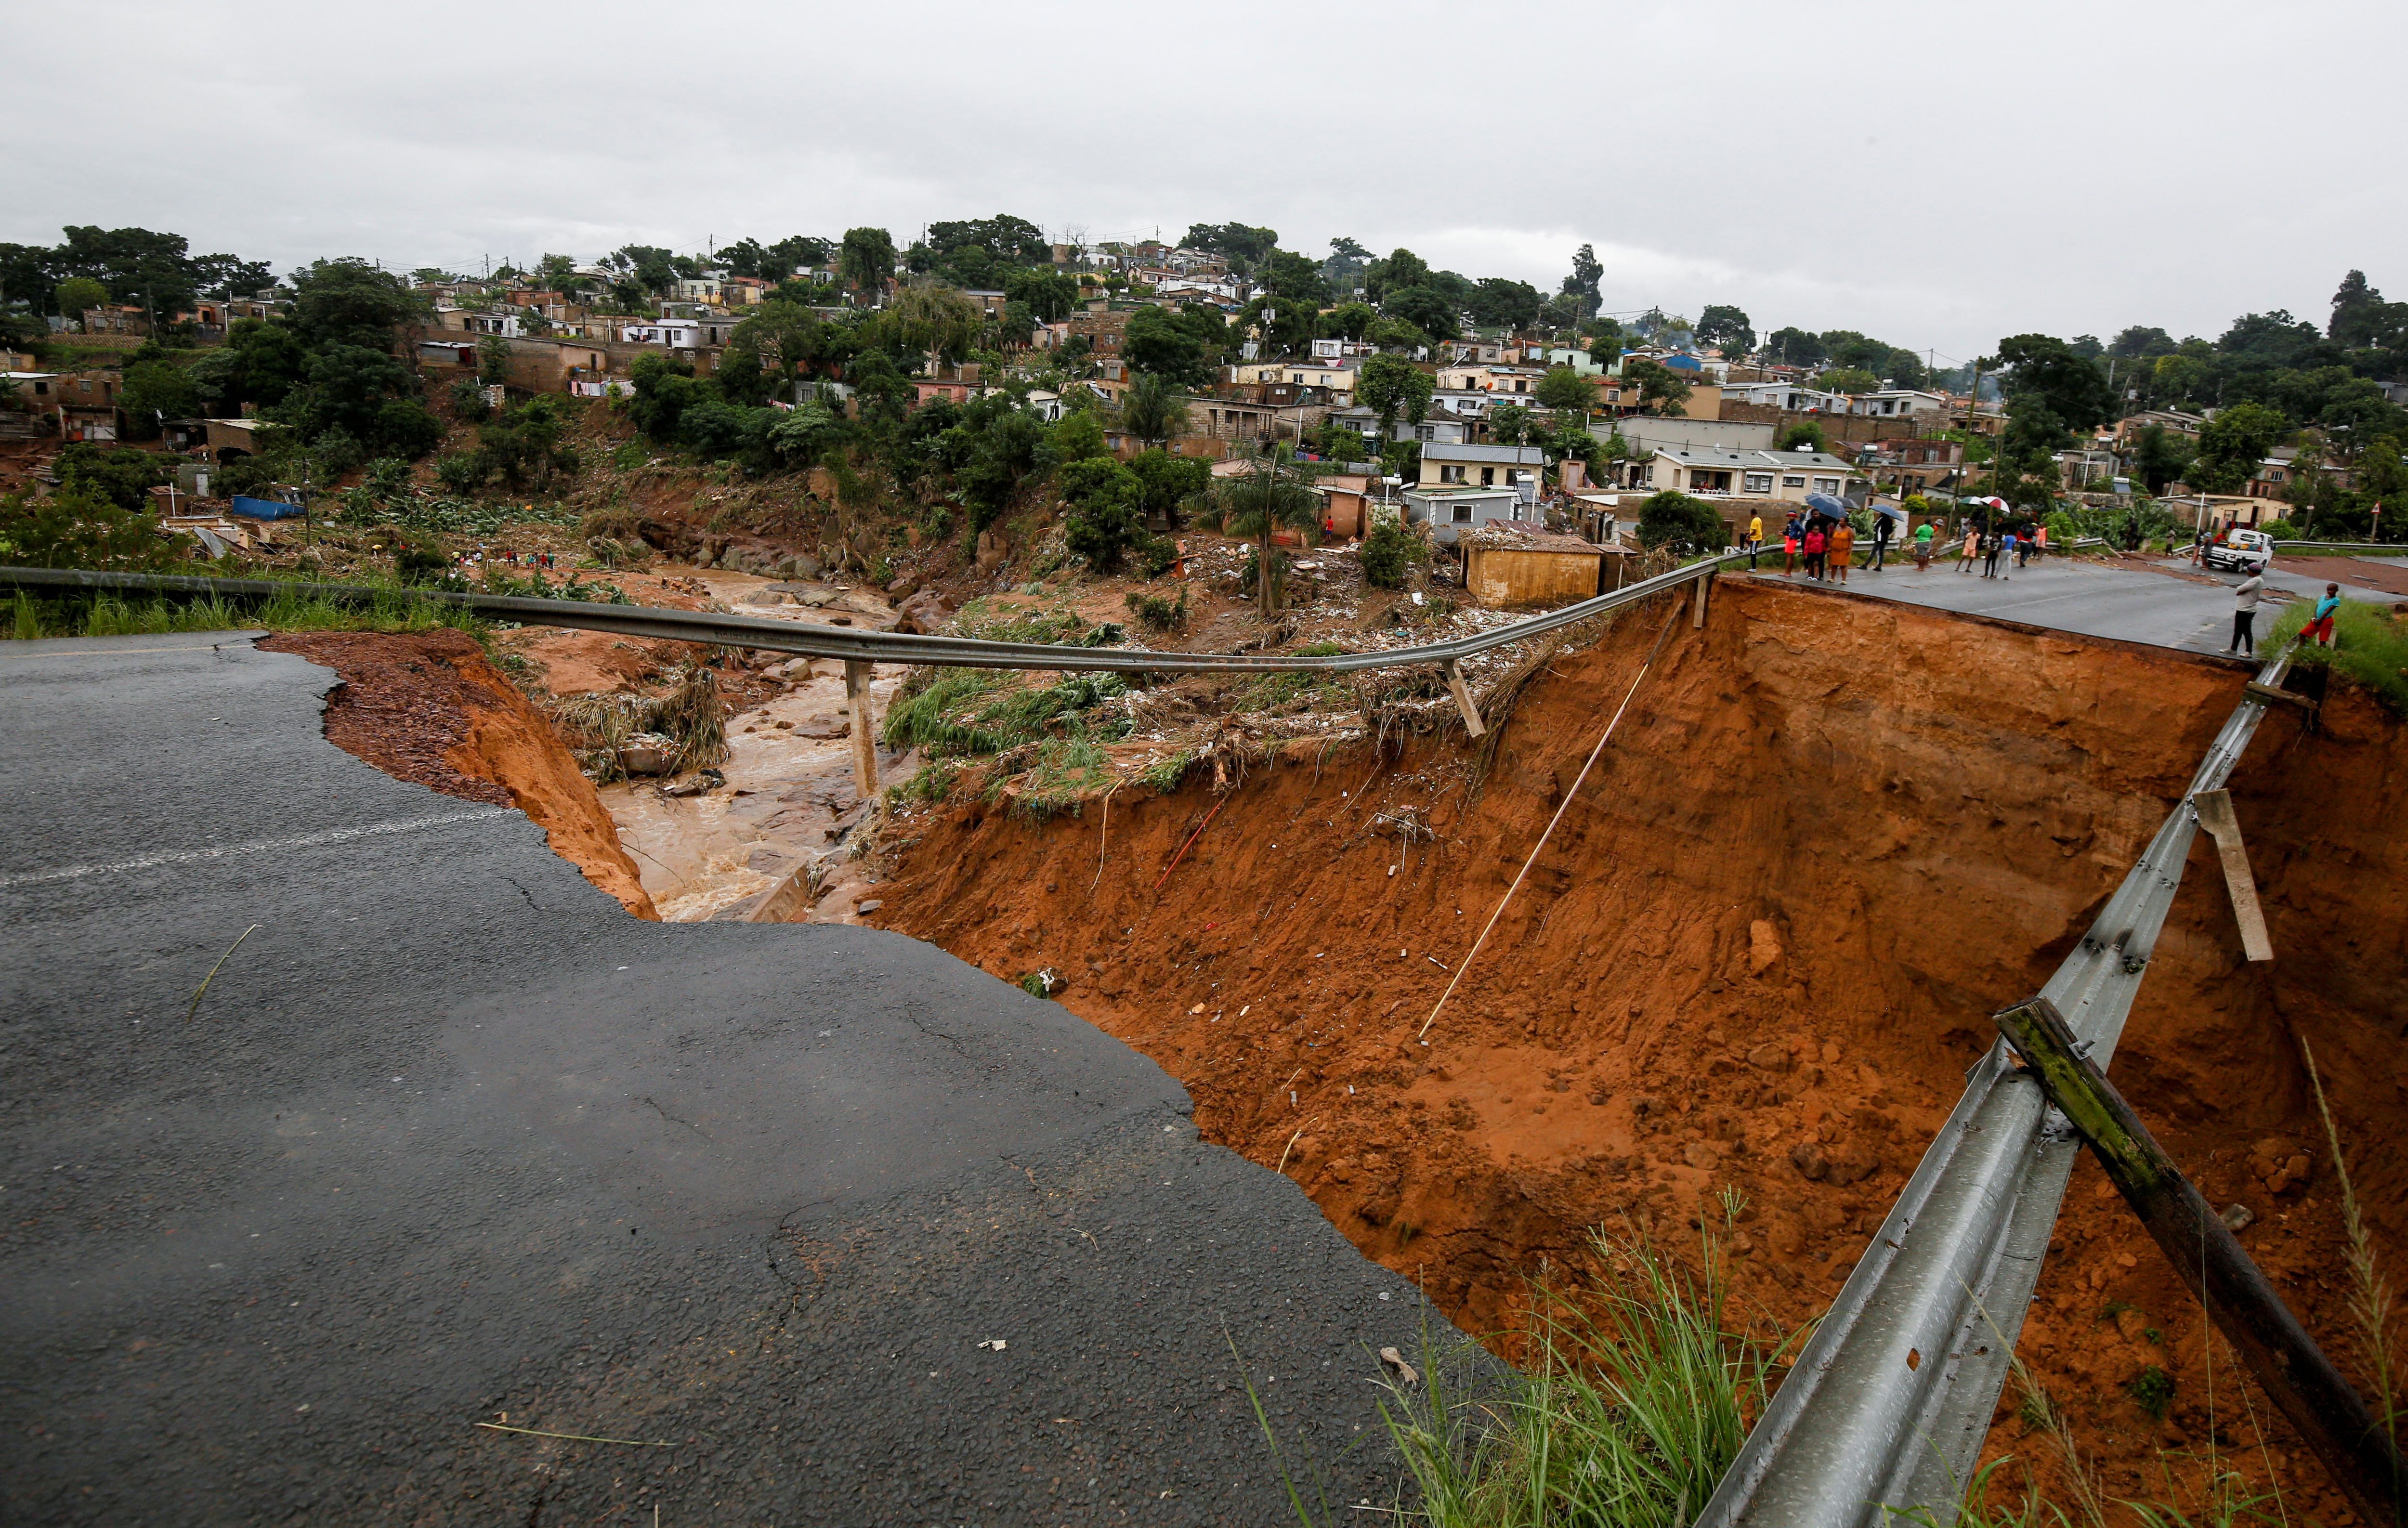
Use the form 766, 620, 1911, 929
261, 631, 659, 920
877, 578, 2408, 1512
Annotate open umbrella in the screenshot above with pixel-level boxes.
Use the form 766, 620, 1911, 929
1804, 492, 1849, 522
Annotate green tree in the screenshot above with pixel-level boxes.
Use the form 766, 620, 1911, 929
727, 300, 835, 397
1005, 267, 1080, 324
1466, 277, 1543, 331
1815, 367, 1879, 395
1123, 305, 1211, 385
1533, 366, 1593, 412
2132, 424, 2194, 494
288, 259, 426, 352
1992, 333, 2117, 433
55, 443, 170, 509
1363, 248, 1429, 305
1127, 450, 1209, 527
1776, 420, 1828, 452
287, 343, 413, 440
1258, 249, 1331, 305
1049, 409, 1107, 464
1359, 515, 1425, 588
477, 334, 511, 385
768, 400, 847, 466
1121, 370, 1188, 446
883, 281, 984, 365
0, 484, 185, 569
2186, 402, 2287, 493
119, 360, 200, 436
376, 399, 445, 459
1694, 304, 1754, 355
1766, 327, 1826, 366
1635, 490, 1727, 552
1561, 243, 1603, 303
1382, 286, 1459, 342
1060, 455, 1149, 571
1622, 358, 1692, 415
55, 275, 109, 317
2109, 326, 2177, 359
839, 228, 897, 300
1322, 302, 1375, 341
1357, 354, 1432, 440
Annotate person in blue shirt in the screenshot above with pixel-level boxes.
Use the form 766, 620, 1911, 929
2307, 584, 2342, 647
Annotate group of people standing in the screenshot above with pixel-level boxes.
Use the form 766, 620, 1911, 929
1952, 524, 2043, 579
1755, 508, 1923, 583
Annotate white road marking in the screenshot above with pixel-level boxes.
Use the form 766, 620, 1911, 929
0, 808, 511, 889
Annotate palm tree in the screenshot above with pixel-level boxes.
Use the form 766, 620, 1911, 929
1121, 370, 1187, 448
1217, 448, 1322, 617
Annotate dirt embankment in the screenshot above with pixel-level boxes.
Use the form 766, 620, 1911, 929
260, 631, 659, 920
874, 578, 2408, 1512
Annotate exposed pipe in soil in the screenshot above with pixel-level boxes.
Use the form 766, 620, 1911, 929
1421, 591, 1689, 1041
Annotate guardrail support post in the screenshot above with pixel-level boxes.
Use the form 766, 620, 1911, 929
1995, 995, 2403, 1528
1444, 660, 1486, 738
2190, 789, 2272, 962
1692, 568, 1712, 628
845, 660, 879, 802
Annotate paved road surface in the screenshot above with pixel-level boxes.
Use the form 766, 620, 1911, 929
1742, 549, 2402, 654
0, 634, 1462, 1525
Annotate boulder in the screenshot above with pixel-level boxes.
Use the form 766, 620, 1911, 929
618, 732, 677, 777
895, 589, 954, 635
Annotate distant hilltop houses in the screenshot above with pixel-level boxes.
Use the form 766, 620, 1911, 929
5, 222, 2398, 540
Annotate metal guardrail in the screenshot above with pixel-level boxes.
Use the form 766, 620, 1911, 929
1696, 643, 2299, 1527
2266, 540, 2408, 555
0, 554, 1753, 677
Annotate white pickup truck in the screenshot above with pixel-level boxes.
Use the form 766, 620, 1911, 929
2202, 527, 2273, 574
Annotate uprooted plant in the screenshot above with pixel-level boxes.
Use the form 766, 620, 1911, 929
549, 663, 729, 783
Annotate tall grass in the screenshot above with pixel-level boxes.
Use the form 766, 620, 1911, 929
1328, 1204, 1780, 1528
8, 587, 483, 641
2302, 1039, 2403, 1497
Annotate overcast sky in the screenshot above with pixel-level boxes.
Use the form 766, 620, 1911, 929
14, 0, 2401, 362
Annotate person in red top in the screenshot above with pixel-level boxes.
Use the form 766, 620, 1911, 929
1802, 525, 1827, 580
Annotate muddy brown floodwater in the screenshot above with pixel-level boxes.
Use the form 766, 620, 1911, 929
874, 578, 2408, 1516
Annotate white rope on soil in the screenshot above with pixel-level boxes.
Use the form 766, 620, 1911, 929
1419, 590, 1691, 1043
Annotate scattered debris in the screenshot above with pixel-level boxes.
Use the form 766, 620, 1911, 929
1378, 1346, 1420, 1386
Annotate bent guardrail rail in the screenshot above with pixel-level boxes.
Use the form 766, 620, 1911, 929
1694, 644, 2298, 1527
0, 554, 1750, 676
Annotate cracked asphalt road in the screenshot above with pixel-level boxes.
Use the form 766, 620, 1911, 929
0, 634, 1467, 1525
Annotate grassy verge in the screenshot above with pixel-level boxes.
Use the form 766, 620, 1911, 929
2264, 598, 2408, 716
9, 585, 486, 642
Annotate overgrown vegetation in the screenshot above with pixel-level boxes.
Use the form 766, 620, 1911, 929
547, 663, 728, 782
1361, 516, 1428, 589
7, 583, 484, 642
1125, 586, 1189, 632
0, 485, 190, 571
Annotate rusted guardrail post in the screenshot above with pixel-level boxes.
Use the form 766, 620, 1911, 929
1995, 996, 2406, 1528
844, 660, 879, 802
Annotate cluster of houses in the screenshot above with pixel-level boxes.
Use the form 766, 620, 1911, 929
12, 235, 2354, 548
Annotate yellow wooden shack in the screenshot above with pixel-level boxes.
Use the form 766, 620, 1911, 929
1461, 525, 1610, 607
